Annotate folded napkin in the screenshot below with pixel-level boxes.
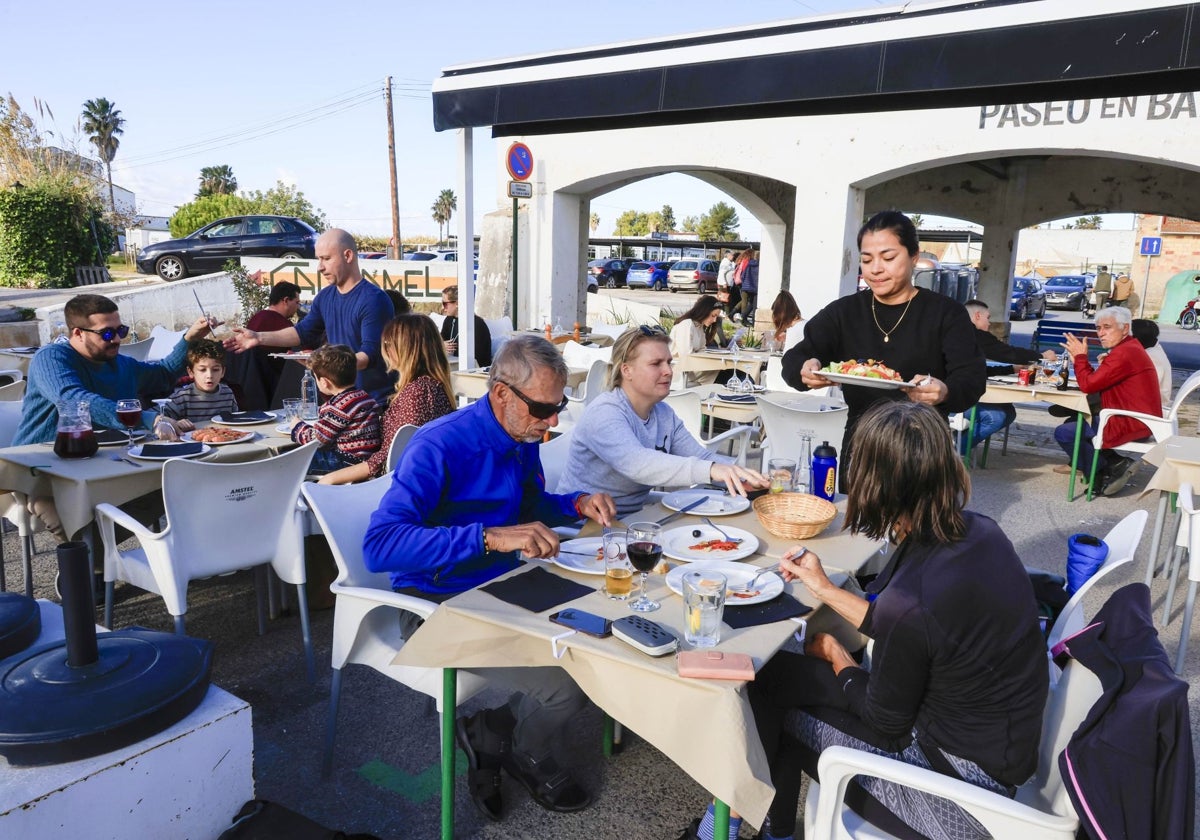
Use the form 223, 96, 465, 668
223, 411, 273, 422
718, 394, 757, 404
139, 441, 204, 457
95, 429, 143, 445
480, 566, 594, 613
722, 592, 812, 630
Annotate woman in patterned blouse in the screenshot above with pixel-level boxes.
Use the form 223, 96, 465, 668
317, 313, 457, 484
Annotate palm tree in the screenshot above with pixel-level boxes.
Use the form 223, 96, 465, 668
197, 164, 237, 197
431, 199, 448, 244
589, 211, 600, 234
81, 97, 125, 213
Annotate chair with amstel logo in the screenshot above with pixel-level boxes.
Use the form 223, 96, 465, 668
96, 441, 320, 681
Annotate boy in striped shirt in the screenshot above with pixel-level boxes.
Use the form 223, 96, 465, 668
289, 344, 381, 474
164, 339, 239, 428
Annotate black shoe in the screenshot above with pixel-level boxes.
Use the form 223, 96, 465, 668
502, 749, 591, 813
675, 817, 703, 840
455, 711, 508, 821
1100, 456, 1136, 496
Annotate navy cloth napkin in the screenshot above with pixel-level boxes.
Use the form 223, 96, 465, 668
722, 592, 812, 629
222, 411, 272, 422
480, 566, 594, 613
139, 441, 204, 458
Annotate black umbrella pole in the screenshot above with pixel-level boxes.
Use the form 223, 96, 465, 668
57, 542, 99, 667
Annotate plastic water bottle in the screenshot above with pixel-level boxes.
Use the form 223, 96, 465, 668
300, 367, 319, 420
812, 440, 838, 502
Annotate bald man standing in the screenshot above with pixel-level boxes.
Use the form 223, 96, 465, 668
225, 228, 394, 401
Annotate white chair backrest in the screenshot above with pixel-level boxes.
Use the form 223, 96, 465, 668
484, 317, 513, 358
0, 379, 25, 401
1168, 368, 1200, 420
569, 359, 609, 406
301, 476, 394, 591
587, 323, 626, 341
386, 424, 419, 472
428, 312, 446, 330
1047, 508, 1147, 649
146, 326, 186, 361
541, 430, 573, 494
0, 368, 24, 384
757, 393, 849, 463
118, 338, 154, 361
159, 441, 317, 579
560, 340, 613, 371
662, 391, 704, 441
764, 364, 799, 392
0, 401, 23, 447
1021, 659, 1104, 815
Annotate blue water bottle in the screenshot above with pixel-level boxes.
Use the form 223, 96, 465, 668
812, 440, 838, 502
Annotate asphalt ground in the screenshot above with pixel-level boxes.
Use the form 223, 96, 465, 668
1, 282, 1198, 838
3, 387, 1199, 839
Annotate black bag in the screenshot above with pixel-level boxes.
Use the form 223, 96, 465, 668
219, 800, 381, 840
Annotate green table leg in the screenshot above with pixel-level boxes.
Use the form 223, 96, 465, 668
1072, 414, 1085, 501
442, 669, 457, 840
714, 799, 730, 839
603, 715, 614, 757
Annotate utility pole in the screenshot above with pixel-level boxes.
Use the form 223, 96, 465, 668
384, 76, 401, 260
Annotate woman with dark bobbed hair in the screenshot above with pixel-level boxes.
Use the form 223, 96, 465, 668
780, 210, 985, 491
679, 400, 1047, 840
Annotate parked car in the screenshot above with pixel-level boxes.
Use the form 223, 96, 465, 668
585, 258, 630, 291
1009, 276, 1047, 321
625, 260, 672, 291
135, 215, 318, 281
667, 259, 719, 293
1043, 274, 1090, 310
358, 251, 387, 260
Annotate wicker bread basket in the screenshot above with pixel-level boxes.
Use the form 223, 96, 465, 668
752, 493, 837, 540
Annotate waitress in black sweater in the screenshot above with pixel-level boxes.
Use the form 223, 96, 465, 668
781, 211, 985, 490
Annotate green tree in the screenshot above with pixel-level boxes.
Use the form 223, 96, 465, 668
431, 188, 456, 244
659, 204, 676, 232
241, 180, 327, 230
613, 210, 649, 236
695, 202, 740, 241
168, 193, 255, 237
0, 180, 113, 286
80, 97, 124, 213
1072, 215, 1103, 229
197, 164, 237, 197
681, 215, 699, 233
910, 213, 925, 229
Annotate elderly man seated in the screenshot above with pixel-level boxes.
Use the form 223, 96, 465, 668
1057, 306, 1161, 497
363, 334, 616, 821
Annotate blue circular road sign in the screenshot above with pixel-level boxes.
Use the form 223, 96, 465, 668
506, 142, 534, 181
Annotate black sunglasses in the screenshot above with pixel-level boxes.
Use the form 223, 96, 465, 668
503, 382, 569, 420
78, 325, 131, 342
638, 325, 667, 337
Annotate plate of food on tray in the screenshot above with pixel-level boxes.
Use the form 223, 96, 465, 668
665, 560, 783, 606
661, 523, 758, 563
818, 359, 909, 390
183, 428, 256, 446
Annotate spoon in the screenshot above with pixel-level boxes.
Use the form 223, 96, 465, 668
702, 517, 743, 544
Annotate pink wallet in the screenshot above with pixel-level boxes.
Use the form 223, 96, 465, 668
676, 650, 755, 680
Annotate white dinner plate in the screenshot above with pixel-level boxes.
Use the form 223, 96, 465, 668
717, 394, 757, 404
181, 430, 256, 446
820, 371, 908, 390
661, 524, 758, 563
665, 561, 784, 606
700, 348, 733, 355
275, 423, 294, 434
269, 351, 313, 361
127, 443, 213, 461
95, 429, 147, 447
211, 411, 277, 426
550, 537, 609, 576
661, 489, 750, 517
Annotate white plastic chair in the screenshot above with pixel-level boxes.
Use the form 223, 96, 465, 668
0, 400, 42, 595
560, 339, 612, 371
541, 428, 573, 493
483, 316, 513, 358
1087, 369, 1200, 499
0, 368, 24, 384
804, 658, 1102, 840
385, 424, 419, 472
0, 379, 25, 401
564, 359, 608, 407
117, 337, 153, 361
1045, 509, 1147, 653
1163, 484, 1200, 673
145, 325, 187, 361
97, 441, 319, 680
662, 391, 754, 465
757, 392, 849, 467
299, 478, 486, 774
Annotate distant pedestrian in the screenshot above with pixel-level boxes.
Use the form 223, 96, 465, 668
731, 248, 753, 322
1111, 272, 1133, 308
716, 250, 735, 305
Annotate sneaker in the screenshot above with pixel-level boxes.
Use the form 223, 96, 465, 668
502, 749, 591, 813
454, 710, 510, 821
732, 314, 742, 323
1100, 456, 1136, 496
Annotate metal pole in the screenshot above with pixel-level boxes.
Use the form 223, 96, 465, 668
511, 196, 519, 331
1139, 256, 1153, 318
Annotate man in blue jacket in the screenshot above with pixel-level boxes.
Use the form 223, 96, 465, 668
364, 334, 615, 820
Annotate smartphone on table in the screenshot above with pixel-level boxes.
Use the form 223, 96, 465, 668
549, 608, 612, 638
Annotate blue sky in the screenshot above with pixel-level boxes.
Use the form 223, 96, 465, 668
0, 0, 1129, 240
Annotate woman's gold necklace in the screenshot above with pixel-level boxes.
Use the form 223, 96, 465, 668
871, 291, 916, 343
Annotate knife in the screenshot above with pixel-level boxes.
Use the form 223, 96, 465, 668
655, 495, 710, 526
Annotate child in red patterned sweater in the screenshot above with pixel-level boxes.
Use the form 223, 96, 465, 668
288, 344, 381, 474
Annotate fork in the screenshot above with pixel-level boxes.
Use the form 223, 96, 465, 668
702, 517, 743, 544
111, 453, 142, 468
731, 563, 780, 593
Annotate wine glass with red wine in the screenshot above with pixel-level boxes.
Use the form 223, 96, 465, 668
115, 399, 142, 450
625, 521, 663, 612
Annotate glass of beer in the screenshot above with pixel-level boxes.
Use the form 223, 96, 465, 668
115, 399, 142, 450
603, 531, 632, 600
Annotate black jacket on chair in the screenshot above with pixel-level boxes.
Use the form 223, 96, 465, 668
1054, 583, 1194, 840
